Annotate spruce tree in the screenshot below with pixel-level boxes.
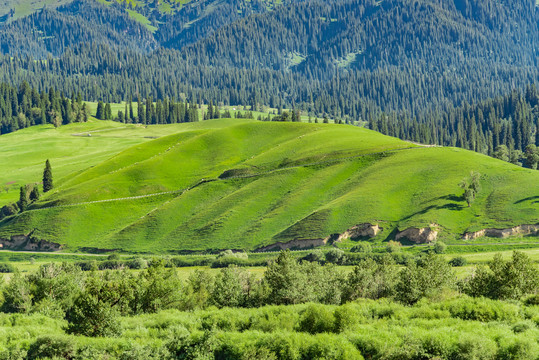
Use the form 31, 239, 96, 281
43, 159, 53, 193
104, 103, 112, 120
96, 101, 105, 120
29, 186, 40, 202
18, 186, 28, 212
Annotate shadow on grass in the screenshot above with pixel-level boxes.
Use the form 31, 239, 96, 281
514, 196, 539, 204
399, 199, 465, 222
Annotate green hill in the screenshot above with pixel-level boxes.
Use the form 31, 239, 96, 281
1, 119, 538, 253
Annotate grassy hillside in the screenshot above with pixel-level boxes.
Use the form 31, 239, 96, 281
0, 119, 237, 205
1, 119, 538, 253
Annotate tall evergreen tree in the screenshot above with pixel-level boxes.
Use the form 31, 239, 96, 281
96, 101, 105, 120
18, 186, 28, 212
43, 159, 53, 193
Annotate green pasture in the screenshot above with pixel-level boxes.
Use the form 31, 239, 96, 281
0, 118, 537, 253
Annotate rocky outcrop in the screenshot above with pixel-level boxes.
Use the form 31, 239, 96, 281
0, 232, 61, 251
395, 226, 438, 244
463, 224, 539, 240
255, 238, 327, 252
256, 223, 382, 252
337, 223, 381, 241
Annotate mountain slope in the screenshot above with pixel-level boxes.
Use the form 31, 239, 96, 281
0, 0, 537, 122
0, 119, 537, 253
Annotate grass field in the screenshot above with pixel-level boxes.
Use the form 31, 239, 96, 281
0, 0, 71, 22
0, 118, 538, 253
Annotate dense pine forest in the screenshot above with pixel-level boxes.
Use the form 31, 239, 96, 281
0, 0, 538, 166
0, 82, 88, 134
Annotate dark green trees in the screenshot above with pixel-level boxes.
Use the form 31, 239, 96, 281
525, 144, 539, 170
18, 186, 28, 212
104, 103, 112, 120
29, 186, 40, 202
96, 101, 105, 120
43, 159, 53, 193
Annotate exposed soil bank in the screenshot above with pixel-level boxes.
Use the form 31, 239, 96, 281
395, 226, 438, 244
463, 224, 539, 240
0, 231, 62, 251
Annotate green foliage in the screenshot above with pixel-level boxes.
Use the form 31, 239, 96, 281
298, 304, 335, 334
136, 260, 183, 313
0, 263, 15, 273
350, 242, 372, 253
433, 240, 447, 254
27, 335, 75, 360
396, 252, 455, 305
29, 262, 83, 313
325, 248, 346, 264
211, 265, 251, 308
29, 185, 39, 202
264, 250, 311, 305
1, 272, 32, 313
342, 256, 398, 302
66, 290, 122, 337
17, 186, 27, 212
449, 256, 468, 267
462, 251, 539, 300
386, 240, 402, 253
459, 171, 481, 207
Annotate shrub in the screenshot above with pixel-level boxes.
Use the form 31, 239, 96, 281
98, 260, 125, 270
325, 249, 346, 264
433, 241, 447, 254
27, 336, 75, 360
107, 253, 120, 261
462, 251, 539, 300
523, 294, 539, 306
386, 240, 402, 253
351, 242, 372, 253
298, 304, 335, 334
396, 252, 455, 304
453, 336, 497, 360
302, 250, 325, 263
449, 256, 468, 267
128, 258, 148, 270
75, 260, 98, 271
0, 263, 15, 273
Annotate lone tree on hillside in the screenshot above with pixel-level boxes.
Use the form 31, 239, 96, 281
43, 159, 53, 193
459, 171, 480, 207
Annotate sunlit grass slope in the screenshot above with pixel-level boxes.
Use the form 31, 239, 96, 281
1, 119, 538, 253
0, 119, 250, 204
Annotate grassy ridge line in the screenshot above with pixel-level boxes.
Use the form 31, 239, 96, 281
18, 146, 418, 213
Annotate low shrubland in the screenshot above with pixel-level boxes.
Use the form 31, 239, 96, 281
0, 250, 537, 358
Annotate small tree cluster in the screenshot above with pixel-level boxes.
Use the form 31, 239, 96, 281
459, 171, 480, 207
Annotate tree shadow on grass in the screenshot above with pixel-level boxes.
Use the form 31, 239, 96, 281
399, 200, 465, 222
514, 196, 539, 205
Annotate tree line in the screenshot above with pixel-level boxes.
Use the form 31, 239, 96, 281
0, 81, 89, 135
371, 86, 539, 168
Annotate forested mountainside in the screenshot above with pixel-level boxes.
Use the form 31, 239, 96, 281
0, 0, 537, 116
0, 0, 537, 162
372, 86, 539, 162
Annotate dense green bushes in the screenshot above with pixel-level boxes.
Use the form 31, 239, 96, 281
0, 297, 538, 359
